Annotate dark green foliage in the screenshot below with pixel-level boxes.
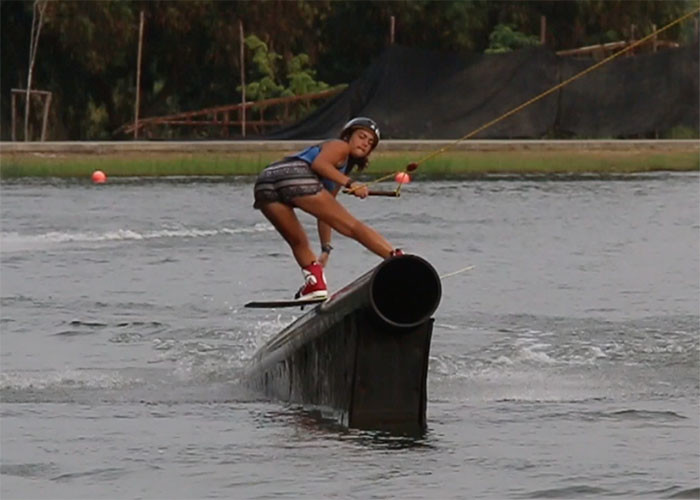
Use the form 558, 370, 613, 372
485, 24, 541, 53
1, 0, 694, 140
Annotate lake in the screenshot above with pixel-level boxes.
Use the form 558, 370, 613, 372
1, 173, 698, 499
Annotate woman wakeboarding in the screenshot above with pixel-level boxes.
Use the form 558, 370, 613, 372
252, 117, 403, 300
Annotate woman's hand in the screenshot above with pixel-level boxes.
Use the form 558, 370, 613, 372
349, 182, 369, 199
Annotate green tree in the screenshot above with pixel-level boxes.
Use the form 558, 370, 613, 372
485, 24, 541, 53
285, 54, 329, 96
238, 34, 331, 121
239, 34, 284, 101
1, 0, 695, 140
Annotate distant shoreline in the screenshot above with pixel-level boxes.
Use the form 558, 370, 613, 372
1, 140, 698, 178
2, 139, 698, 153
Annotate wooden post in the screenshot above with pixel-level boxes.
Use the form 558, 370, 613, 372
11, 92, 17, 141
239, 20, 246, 138
390, 15, 395, 45
628, 24, 636, 57
540, 15, 546, 46
40, 91, 51, 141
25, 0, 48, 142
134, 10, 145, 139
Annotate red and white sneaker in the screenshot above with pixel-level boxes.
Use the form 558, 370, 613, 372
389, 248, 405, 258
294, 261, 328, 300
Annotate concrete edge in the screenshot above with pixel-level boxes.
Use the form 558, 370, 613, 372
1, 139, 698, 154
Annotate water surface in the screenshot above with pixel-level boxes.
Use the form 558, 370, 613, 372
1, 173, 698, 499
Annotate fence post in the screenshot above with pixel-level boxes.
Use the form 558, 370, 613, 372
11, 92, 17, 141
239, 20, 246, 138
40, 92, 51, 141
134, 10, 145, 139
25, 0, 48, 142
389, 16, 395, 45
540, 15, 546, 46
627, 24, 636, 57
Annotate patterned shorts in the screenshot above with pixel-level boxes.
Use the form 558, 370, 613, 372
253, 159, 323, 208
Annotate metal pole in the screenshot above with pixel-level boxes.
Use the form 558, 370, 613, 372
390, 15, 395, 44
40, 91, 51, 141
540, 15, 546, 46
239, 20, 246, 138
134, 10, 145, 139
11, 92, 17, 142
25, 0, 47, 142
628, 24, 636, 57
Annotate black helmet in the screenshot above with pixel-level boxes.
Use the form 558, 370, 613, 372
339, 117, 380, 148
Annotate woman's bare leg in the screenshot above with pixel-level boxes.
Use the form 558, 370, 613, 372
259, 201, 316, 267
292, 190, 394, 258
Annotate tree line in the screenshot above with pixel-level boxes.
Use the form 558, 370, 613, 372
1, 0, 696, 140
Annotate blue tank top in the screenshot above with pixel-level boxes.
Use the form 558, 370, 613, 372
292, 144, 350, 192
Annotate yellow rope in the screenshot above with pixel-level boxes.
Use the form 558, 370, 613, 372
354, 6, 699, 192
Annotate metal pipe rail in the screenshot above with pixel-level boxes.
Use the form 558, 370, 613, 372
244, 254, 442, 433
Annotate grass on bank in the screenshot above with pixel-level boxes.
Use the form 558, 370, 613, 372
0, 149, 698, 179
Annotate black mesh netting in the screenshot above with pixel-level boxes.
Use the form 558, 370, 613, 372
268, 44, 698, 140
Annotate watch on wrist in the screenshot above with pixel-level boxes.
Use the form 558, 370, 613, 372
321, 243, 333, 254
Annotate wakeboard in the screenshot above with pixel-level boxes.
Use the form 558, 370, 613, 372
244, 296, 327, 309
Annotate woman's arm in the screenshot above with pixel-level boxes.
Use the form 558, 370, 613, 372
317, 220, 332, 267
312, 140, 368, 198
310, 140, 354, 187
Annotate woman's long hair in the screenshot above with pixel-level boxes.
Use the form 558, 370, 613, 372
348, 156, 368, 172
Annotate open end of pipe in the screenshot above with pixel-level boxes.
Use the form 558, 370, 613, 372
369, 255, 442, 328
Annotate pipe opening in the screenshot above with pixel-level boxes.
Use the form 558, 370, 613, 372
370, 255, 442, 328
